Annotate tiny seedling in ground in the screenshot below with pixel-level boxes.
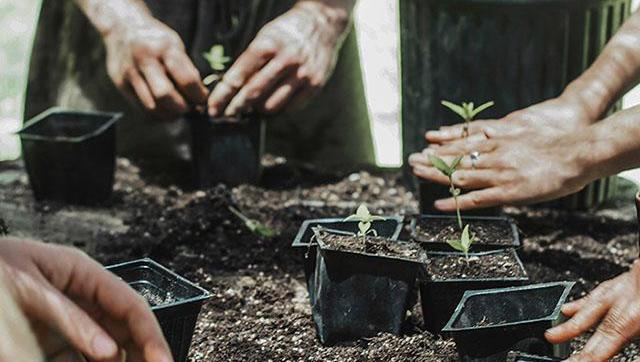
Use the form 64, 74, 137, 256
429, 154, 476, 258
343, 204, 385, 242
203, 45, 231, 86
441, 100, 494, 138
228, 206, 275, 238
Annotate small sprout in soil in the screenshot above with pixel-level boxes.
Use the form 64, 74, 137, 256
203, 44, 231, 86
446, 224, 475, 262
343, 204, 385, 241
429, 154, 464, 230
228, 206, 275, 238
441, 100, 494, 138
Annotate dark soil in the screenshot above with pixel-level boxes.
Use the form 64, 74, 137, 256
413, 217, 515, 247
314, 229, 427, 262
426, 250, 527, 281
132, 284, 177, 307
3, 158, 640, 361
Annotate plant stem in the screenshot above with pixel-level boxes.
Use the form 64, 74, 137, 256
449, 176, 463, 230
228, 206, 250, 224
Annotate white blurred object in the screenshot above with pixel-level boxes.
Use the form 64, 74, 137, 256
0, 117, 21, 161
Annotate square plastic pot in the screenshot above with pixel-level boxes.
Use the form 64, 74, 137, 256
507, 352, 561, 362
312, 230, 427, 345
17, 108, 121, 204
189, 112, 265, 187
107, 258, 211, 362
291, 216, 404, 301
442, 282, 576, 362
410, 215, 520, 252
421, 249, 529, 334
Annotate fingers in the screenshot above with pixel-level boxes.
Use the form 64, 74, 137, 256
433, 187, 508, 211
139, 58, 188, 116
125, 69, 156, 111
426, 139, 498, 157
425, 120, 496, 143
209, 39, 275, 116
162, 49, 208, 105
262, 76, 304, 114
545, 282, 613, 344
412, 166, 499, 190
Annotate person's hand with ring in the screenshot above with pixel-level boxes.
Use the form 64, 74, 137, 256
207, 0, 355, 117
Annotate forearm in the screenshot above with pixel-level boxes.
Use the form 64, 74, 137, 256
562, 10, 640, 121
579, 105, 640, 180
72, 0, 153, 36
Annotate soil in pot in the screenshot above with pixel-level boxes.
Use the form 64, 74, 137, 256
413, 215, 519, 251
291, 216, 404, 301
507, 351, 561, 362
421, 249, 528, 334
442, 282, 575, 361
312, 228, 427, 345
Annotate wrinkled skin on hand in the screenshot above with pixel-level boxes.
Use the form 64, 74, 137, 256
208, 3, 349, 117
546, 261, 640, 362
104, 18, 208, 120
0, 238, 172, 362
408, 128, 592, 211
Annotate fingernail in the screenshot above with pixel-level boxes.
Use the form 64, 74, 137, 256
208, 106, 217, 117
426, 131, 439, 138
92, 334, 117, 358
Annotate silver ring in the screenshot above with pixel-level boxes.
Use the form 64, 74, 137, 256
470, 151, 480, 169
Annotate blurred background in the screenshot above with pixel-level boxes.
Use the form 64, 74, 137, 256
0, 0, 639, 182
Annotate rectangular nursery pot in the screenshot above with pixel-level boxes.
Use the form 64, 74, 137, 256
190, 111, 265, 187
507, 352, 561, 362
107, 258, 211, 362
291, 216, 404, 300
411, 215, 520, 252
17, 108, 121, 204
442, 282, 575, 362
312, 228, 427, 345
421, 249, 528, 334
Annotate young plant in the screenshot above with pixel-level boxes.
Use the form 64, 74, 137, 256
203, 45, 231, 86
228, 206, 275, 238
428, 155, 464, 230
447, 224, 474, 262
343, 204, 385, 241
441, 100, 494, 138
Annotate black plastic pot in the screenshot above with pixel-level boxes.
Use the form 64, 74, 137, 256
421, 249, 528, 334
401, 0, 630, 211
312, 229, 427, 345
291, 216, 404, 301
189, 111, 265, 187
17, 108, 121, 204
442, 282, 575, 361
507, 352, 561, 362
411, 215, 520, 252
106, 258, 211, 362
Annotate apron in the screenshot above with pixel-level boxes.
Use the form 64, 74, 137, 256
24, 0, 375, 176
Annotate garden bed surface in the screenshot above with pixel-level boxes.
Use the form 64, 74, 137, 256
1, 158, 639, 361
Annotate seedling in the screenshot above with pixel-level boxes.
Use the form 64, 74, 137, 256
228, 206, 275, 238
447, 224, 474, 261
203, 45, 231, 86
441, 100, 494, 138
343, 204, 385, 241
429, 155, 464, 230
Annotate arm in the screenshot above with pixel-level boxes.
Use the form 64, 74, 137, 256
208, 0, 356, 117
72, 0, 208, 119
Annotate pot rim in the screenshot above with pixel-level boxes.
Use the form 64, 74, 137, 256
292, 216, 404, 248
410, 214, 520, 247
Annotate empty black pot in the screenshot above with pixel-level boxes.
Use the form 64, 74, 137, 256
421, 249, 529, 334
17, 108, 121, 204
442, 282, 575, 362
312, 229, 427, 345
291, 216, 404, 301
507, 352, 561, 362
190, 112, 265, 187
411, 215, 520, 252
107, 258, 211, 362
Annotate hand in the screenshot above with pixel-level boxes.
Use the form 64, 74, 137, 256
408, 128, 594, 211
208, 1, 351, 117
103, 18, 208, 119
425, 95, 597, 146
545, 261, 640, 362
0, 238, 172, 361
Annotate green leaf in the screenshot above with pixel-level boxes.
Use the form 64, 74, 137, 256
356, 204, 370, 219
429, 155, 451, 176
343, 214, 362, 222
470, 101, 495, 119
460, 225, 472, 251
447, 239, 465, 253
450, 155, 463, 171
203, 45, 231, 72
441, 100, 468, 121
358, 221, 371, 236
